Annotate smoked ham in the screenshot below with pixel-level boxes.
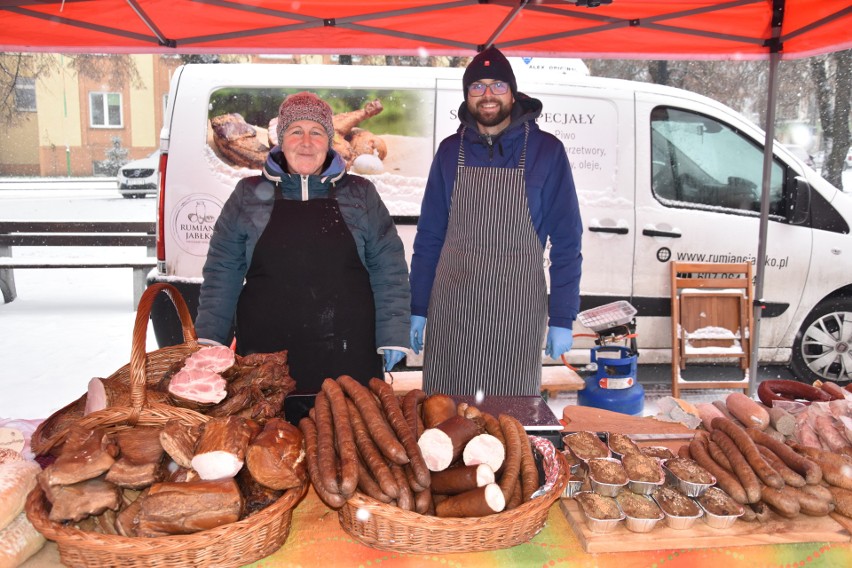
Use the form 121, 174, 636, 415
168, 368, 228, 407
84, 377, 169, 415
245, 417, 306, 490
184, 345, 235, 373
210, 113, 268, 170
236, 468, 283, 516
132, 479, 243, 537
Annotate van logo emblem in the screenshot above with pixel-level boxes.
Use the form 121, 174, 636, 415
171, 193, 223, 257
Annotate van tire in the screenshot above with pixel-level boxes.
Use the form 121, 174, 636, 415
790, 297, 852, 386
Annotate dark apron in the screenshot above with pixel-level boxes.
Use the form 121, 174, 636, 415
424, 123, 547, 396
235, 186, 381, 395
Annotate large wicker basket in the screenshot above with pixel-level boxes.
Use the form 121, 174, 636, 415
25, 283, 307, 568
338, 438, 569, 553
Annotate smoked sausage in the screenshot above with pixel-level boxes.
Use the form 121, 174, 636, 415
321, 378, 358, 498
369, 378, 431, 488
711, 418, 784, 489
746, 428, 822, 485
312, 392, 341, 496
299, 417, 346, 509
710, 428, 761, 503
345, 398, 399, 499
337, 375, 409, 465
688, 437, 748, 504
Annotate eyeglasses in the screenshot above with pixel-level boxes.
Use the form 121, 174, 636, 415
467, 81, 510, 97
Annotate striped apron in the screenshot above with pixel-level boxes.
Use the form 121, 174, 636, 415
423, 123, 547, 396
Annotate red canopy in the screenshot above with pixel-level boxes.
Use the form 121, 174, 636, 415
2, 0, 851, 59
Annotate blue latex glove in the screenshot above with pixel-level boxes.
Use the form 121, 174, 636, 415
545, 326, 574, 360
410, 316, 427, 355
383, 349, 406, 372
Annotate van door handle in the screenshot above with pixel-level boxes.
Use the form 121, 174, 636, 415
642, 228, 682, 238
589, 226, 629, 235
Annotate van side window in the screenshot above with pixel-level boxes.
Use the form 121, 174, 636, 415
650, 107, 784, 217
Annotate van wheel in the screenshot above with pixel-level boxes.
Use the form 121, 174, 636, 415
790, 297, 852, 386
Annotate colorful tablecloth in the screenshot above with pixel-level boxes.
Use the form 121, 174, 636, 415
248, 488, 852, 568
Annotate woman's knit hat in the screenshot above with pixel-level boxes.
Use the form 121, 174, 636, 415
462, 46, 517, 98
277, 92, 335, 147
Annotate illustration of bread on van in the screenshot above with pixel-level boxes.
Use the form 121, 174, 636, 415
209, 98, 387, 174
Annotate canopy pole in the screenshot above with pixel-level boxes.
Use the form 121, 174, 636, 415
749, 48, 781, 396
483, 0, 530, 49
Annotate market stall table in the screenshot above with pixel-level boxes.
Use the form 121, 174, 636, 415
21, 484, 852, 567
18, 399, 852, 566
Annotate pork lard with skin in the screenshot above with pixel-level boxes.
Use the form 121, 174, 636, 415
40, 426, 118, 487
192, 416, 261, 480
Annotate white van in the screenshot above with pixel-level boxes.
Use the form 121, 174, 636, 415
150, 63, 852, 385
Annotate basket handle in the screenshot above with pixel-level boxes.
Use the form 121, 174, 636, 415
128, 283, 199, 415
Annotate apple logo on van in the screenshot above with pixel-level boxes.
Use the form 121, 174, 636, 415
170, 193, 224, 256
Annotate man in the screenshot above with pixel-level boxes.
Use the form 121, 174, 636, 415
409, 46, 583, 396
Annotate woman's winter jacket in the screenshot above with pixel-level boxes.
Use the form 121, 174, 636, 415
195, 147, 410, 349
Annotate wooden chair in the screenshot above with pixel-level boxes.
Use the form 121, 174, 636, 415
670, 261, 753, 398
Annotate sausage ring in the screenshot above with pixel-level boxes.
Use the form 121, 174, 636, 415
757, 379, 833, 406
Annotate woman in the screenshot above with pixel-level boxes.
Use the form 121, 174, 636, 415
195, 92, 409, 395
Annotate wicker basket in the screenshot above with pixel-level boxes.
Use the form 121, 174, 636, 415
31, 283, 205, 455
338, 440, 569, 553
25, 283, 307, 568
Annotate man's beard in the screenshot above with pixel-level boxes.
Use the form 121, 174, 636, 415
468, 98, 512, 127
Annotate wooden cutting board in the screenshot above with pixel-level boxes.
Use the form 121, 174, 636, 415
560, 498, 852, 553
562, 405, 695, 436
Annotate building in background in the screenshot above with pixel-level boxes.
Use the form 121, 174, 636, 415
0, 54, 183, 176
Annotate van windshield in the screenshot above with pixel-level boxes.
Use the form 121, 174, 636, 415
650, 106, 785, 217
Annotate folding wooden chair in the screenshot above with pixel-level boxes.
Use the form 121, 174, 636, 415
670, 262, 753, 398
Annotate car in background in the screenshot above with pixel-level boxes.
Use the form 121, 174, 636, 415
784, 144, 816, 169
118, 150, 159, 198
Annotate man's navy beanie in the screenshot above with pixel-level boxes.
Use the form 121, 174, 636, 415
462, 46, 517, 98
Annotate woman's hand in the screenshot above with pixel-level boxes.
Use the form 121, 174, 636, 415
384, 349, 406, 371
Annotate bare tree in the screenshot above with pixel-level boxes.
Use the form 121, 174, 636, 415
589, 56, 849, 190
0, 53, 145, 127
811, 50, 851, 188
0, 53, 58, 126
66, 54, 144, 89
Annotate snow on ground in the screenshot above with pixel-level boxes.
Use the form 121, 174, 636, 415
1, 188, 158, 420
0, 265, 160, 420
